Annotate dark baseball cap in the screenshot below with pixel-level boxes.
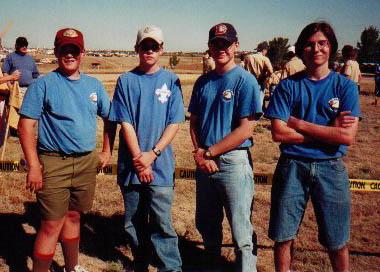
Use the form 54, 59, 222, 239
208, 23, 238, 43
15, 37, 28, 47
54, 28, 84, 51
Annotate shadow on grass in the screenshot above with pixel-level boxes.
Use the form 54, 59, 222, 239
2, 202, 378, 271
0, 202, 233, 271
0, 202, 133, 272
0, 201, 39, 272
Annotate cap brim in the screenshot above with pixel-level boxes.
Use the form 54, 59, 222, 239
56, 41, 83, 51
208, 36, 236, 43
137, 36, 163, 46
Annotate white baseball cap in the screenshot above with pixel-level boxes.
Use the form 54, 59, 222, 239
136, 25, 164, 46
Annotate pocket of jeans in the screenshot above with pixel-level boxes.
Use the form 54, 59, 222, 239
219, 150, 248, 165
329, 159, 346, 172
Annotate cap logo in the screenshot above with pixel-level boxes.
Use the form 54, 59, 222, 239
63, 29, 78, 38
143, 26, 154, 33
215, 24, 227, 36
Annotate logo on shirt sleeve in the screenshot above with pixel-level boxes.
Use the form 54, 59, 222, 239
89, 92, 98, 104
155, 83, 171, 103
222, 89, 234, 101
328, 98, 339, 112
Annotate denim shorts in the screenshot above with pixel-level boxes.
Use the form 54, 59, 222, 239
268, 155, 351, 250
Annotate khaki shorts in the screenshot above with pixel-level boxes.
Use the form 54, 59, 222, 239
37, 151, 99, 220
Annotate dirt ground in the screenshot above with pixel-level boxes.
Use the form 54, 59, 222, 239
0, 68, 379, 271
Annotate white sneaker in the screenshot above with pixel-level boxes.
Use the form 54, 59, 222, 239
64, 265, 89, 272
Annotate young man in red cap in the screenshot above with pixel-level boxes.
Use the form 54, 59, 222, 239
188, 23, 262, 272
18, 28, 112, 272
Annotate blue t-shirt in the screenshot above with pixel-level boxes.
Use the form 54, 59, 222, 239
20, 70, 110, 153
188, 65, 262, 148
2, 52, 39, 86
265, 71, 361, 159
108, 68, 185, 187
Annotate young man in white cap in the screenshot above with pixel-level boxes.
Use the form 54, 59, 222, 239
188, 23, 262, 272
108, 25, 184, 272
18, 28, 112, 272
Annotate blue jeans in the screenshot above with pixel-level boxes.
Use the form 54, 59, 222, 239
121, 185, 182, 272
268, 155, 351, 250
259, 85, 265, 112
195, 149, 257, 272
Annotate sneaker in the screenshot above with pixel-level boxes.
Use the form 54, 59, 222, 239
64, 265, 89, 272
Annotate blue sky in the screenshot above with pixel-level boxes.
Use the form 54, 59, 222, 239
1, 0, 379, 51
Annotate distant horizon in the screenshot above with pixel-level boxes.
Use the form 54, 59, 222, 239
1, 0, 379, 52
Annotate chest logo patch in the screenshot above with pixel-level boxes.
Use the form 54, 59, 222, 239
222, 89, 233, 101
328, 98, 339, 112
155, 83, 171, 103
89, 92, 97, 103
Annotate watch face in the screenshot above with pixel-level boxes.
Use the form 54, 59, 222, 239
205, 151, 212, 158
153, 148, 161, 156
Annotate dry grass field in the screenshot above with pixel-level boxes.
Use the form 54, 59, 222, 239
0, 58, 379, 271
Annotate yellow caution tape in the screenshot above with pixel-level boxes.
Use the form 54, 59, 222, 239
349, 179, 380, 192
1, 161, 379, 192
96, 164, 117, 175
0, 160, 25, 172
175, 168, 274, 185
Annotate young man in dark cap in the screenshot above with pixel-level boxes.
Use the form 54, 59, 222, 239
2, 37, 39, 97
188, 23, 262, 272
18, 28, 112, 272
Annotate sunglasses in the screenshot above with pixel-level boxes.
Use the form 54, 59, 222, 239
139, 42, 161, 52
209, 40, 234, 51
58, 45, 81, 57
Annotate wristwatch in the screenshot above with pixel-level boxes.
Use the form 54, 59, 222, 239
152, 146, 161, 157
204, 149, 213, 159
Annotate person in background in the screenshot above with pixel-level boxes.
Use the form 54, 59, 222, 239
283, 45, 305, 78
0, 68, 20, 145
374, 63, 380, 106
341, 44, 361, 94
2, 37, 39, 98
202, 49, 215, 74
244, 41, 273, 111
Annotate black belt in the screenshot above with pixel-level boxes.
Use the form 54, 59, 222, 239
38, 150, 92, 158
203, 146, 250, 151
235, 147, 250, 151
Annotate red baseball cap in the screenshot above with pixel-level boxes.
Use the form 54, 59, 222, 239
54, 28, 84, 51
